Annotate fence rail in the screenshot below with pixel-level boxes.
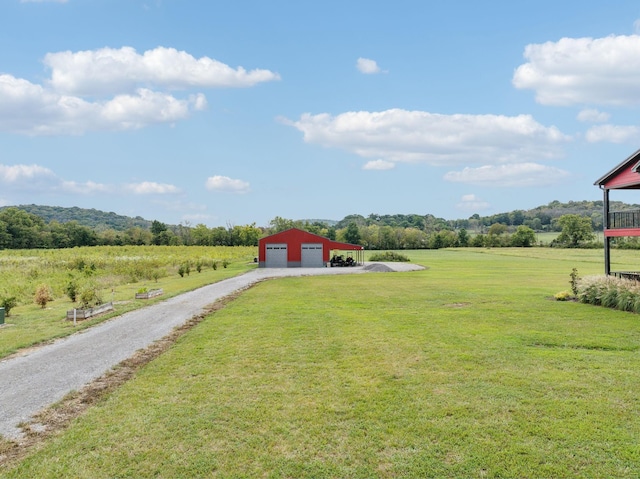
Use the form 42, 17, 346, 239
612, 271, 640, 282
608, 210, 640, 229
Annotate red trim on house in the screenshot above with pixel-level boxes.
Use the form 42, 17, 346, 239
604, 228, 640, 237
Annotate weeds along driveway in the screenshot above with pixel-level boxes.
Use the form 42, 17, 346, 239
0, 263, 422, 440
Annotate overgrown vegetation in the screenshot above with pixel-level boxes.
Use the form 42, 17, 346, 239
0, 245, 256, 359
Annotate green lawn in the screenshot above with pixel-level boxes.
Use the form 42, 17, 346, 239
2, 248, 640, 477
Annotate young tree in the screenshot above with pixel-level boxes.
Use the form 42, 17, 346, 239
488, 223, 508, 236
34, 284, 53, 309
1, 296, 17, 316
511, 225, 536, 247
556, 214, 595, 247
343, 222, 361, 245
151, 220, 171, 245
457, 228, 470, 247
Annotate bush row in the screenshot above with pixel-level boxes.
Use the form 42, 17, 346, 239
574, 275, 640, 314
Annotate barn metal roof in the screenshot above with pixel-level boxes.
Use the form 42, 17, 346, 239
259, 227, 363, 250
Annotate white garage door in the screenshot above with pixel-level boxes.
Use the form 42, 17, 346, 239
265, 243, 288, 268
301, 243, 324, 268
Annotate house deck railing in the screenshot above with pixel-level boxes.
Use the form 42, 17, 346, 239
608, 210, 640, 229
611, 271, 640, 282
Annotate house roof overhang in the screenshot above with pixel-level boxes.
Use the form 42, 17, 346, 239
595, 148, 640, 190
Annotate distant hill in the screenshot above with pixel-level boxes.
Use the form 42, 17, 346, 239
0, 204, 152, 232
328, 200, 640, 231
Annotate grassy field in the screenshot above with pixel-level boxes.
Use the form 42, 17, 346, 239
2, 248, 640, 477
0, 246, 256, 359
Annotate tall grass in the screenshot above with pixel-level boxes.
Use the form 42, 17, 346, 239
0, 246, 256, 359
577, 275, 640, 313
0, 245, 255, 305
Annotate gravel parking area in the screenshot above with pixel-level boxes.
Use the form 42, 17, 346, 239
0, 263, 423, 440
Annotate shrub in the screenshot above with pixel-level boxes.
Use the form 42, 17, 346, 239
569, 268, 580, 296
601, 286, 619, 309
34, 284, 53, 309
577, 275, 640, 313
554, 291, 573, 301
178, 263, 190, 277
78, 284, 103, 309
633, 294, 640, 314
65, 278, 79, 302
368, 251, 411, 262
1, 296, 18, 316
222, 259, 230, 269
617, 289, 636, 312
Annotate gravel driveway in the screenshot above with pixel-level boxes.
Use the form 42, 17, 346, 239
0, 263, 423, 440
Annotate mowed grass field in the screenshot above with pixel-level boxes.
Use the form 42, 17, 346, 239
3, 248, 640, 477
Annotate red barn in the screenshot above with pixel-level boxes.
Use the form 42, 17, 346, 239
258, 228, 364, 268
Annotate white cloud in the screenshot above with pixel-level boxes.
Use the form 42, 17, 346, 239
126, 181, 181, 195
285, 109, 569, 167
0, 163, 109, 194
205, 175, 250, 194
0, 45, 276, 135
444, 163, 572, 187
363, 159, 395, 170
60, 180, 110, 194
0, 75, 206, 135
585, 124, 640, 143
0, 164, 55, 183
577, 108, 610, 123
513, 35, 640, 106
0, 163, 192, 198
457, 194, 491, 212
45, 46, 281, 96
356, 57, 382, 74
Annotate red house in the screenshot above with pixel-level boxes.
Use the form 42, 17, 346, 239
595, 148, 640, 278
258, 228, 364, 268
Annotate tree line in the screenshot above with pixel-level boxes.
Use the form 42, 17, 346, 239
0, 201, 609, 250
0, 208, 264, 249
265, 214, 598, 249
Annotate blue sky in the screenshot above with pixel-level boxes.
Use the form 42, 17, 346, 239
2, 0, 640, 227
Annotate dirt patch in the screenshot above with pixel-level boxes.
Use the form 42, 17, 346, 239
0, 289, 245, 469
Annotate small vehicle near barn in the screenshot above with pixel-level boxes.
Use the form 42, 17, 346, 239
330, 253, 356, 267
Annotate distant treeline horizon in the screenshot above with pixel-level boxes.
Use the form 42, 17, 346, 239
0, 199, 633, 250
